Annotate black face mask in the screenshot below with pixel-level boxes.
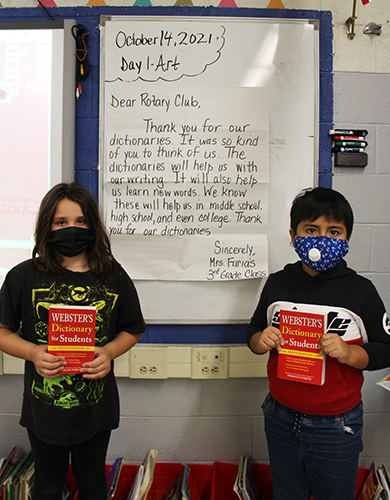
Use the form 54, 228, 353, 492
47, 227, 95, 257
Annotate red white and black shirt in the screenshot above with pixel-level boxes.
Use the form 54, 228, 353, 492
247, 260, 390, 415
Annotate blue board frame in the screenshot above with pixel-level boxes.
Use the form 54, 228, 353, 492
0, 6, 333, 344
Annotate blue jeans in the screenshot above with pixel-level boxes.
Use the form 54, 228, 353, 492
262, 393, 363, 500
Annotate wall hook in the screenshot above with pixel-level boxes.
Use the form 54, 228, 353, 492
346, 0, 357, 39
363, 22, 382, 35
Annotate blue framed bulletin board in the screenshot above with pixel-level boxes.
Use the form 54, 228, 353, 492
0, 7, 333, 344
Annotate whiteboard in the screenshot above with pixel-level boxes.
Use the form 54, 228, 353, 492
0, 20, 75, 287
99, 16, 319, 323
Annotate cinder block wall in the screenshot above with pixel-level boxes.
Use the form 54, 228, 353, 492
333, 72, 390, 470
1, 1, 390, 473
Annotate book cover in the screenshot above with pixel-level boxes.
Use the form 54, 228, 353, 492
181, 465, 201, 500
378, 466, 390, 500
0, 447, 17, 500
0, 447, 17, 489
233, 457, 245, 500
234, 456, 263, 500
137, 448, 157, 500
2, 449, 33, 500
241, 456, 263, 500
277, 309, 325, 386
18, 456, 34, 500
106, 456, 124, 499
357, 462, 383, 500
127, 465, 144, 500
48, 305, 96, 374
376, 373, 390, 392
160, 468, 183, 500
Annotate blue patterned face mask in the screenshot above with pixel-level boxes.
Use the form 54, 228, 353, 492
293, 236, 349, 272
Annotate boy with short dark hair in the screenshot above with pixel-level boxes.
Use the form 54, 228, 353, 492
247, 187, 390, 500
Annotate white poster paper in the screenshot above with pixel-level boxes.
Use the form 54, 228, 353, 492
102, 84, 269, 281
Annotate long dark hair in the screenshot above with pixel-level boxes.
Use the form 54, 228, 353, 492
33, 182, 117, 277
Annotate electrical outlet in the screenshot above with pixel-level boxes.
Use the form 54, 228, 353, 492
191, 347, 228, 379
129, 347, 168, 379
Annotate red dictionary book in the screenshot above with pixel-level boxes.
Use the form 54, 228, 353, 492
277, 309, 325, 386
48, 305, 96, 374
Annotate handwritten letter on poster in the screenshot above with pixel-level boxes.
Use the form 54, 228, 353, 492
101, 19, 269, 281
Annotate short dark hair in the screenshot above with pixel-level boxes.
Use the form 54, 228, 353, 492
290, 187, 354, 239
33, 182, 117, 277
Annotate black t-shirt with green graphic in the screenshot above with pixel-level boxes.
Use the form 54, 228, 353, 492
0, 259, 145, 445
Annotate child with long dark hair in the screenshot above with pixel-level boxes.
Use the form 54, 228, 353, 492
0, 182, 146, 500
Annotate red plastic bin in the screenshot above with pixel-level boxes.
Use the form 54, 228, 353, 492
146, 462, 214, 500
186, 463, 214, 500
66, 461, 369, 500
111, 464, 141, 500
146, 462, 183, 500
210, 462, 239, 500
209, 461, 370, 500
66, 464, 140, 500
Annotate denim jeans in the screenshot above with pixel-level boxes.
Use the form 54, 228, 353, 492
262, 392, 363, 500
